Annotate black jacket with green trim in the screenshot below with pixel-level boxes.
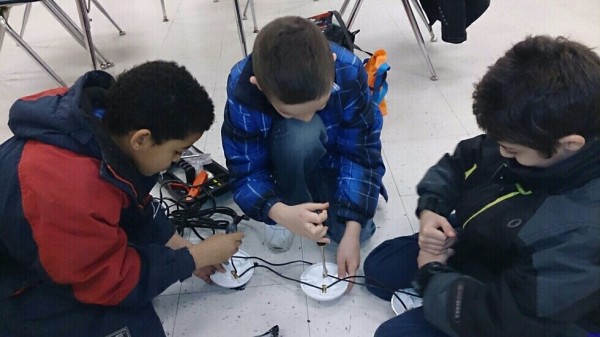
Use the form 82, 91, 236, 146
417, 134, 600, 337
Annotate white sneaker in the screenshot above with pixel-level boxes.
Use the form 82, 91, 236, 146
264, 224, 294, 252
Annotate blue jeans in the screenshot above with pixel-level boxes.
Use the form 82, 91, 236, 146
364, 217, 462, 337
268, 115, 375, 243
374, 307, 449, 337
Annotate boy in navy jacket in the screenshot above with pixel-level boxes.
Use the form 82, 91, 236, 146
0, 61, 243, 336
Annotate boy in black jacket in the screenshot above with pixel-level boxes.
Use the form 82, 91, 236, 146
364, 36, 600, 336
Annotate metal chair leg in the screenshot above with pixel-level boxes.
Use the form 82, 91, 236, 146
346, 0, 364, 30
410, 0, 436, 42
0, 12, 66, 86
242, 0, 248, 19
160, 0, 168, 22
90, 0, 125, 35
242, 0, 258, 32
233, 0, 247, 57
19, 3, 32, 38
248, 0, 258, 33
401, 0, 438, 80
0, 6, 9, 50
339, 0, 351, 16
41, 0, 113, 69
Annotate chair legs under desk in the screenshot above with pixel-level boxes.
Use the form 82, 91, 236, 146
409, 0, 436, 42
89, 0, 125, 35
232, 0, 248, 57
241, 0, 258, 33
402, 0, 437, 80
0, 0, 114, 85
228, 0, 261, 57
21, 0, 125, 39
40, 0, 113, 69
0, 5, 66, 86
340, 0, 438, 80
160, 0, 167, 21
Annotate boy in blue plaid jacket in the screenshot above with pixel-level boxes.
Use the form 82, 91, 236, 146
221, 16, 387, 282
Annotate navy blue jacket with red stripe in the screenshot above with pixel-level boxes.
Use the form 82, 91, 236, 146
0, 71, 195, 311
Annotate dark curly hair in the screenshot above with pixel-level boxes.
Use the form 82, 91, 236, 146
473, 36, 600, 157
104, 60, 215, 144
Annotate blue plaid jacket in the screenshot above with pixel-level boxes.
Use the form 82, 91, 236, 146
221, 43, 387, 226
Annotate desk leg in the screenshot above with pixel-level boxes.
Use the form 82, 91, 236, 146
233, 0, 247, 57
346, 0, 364, 30
401, 0, 438, 80
75, 0, 97, 70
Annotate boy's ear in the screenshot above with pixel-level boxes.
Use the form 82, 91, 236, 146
558, 134, 586, 152
129, 129, 152, 150
332, 53, 337, 62
249, 76, 262, 91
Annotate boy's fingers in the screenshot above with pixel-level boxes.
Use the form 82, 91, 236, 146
317, 237, 330, 244
440, 221, 456, 237
214, 264, 226, 273
419, 232, 446, 246
306, 202, 330, 212
337, 264, 347, 280
317, 210, 328, 222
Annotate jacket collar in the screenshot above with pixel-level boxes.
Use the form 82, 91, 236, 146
78, 74, 157, 207
233, 55, 280, 118
497, 141, 600, 193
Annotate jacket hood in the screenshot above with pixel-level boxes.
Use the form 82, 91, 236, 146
8, 71, 115, 159
7, 71, 157, 206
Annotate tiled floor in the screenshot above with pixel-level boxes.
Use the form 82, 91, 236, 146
1, 0, 599, 336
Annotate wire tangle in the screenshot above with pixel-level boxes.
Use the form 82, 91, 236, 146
230, 255, 417, 312
155, 178, 415, 313
156, 179, 249, 237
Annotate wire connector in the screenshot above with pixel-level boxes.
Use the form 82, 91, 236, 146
321, 284, 328, 293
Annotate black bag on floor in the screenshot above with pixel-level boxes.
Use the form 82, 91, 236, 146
308, 11, 359, 53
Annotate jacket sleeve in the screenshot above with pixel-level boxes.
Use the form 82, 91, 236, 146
332, 47, 387, 225
416, 134, 489, 217
19, 142, 195, 308
422, 222, 599, 337
120, 198, 177, 246
221, 80, 281, 224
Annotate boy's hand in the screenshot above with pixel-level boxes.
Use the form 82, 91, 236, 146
193, 264, 226, 284
418, 210, 457, 255
336, 221, 361, 291
166, 232, 193, 250
417, 248, 454, 268
269, 202, 330, 243
188, 232, 244, 269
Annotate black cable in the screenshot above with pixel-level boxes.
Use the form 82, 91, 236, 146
232, 255, 313, 267
156, 178, 248, 237
230, 256, 415, 311
254, 325, 279, 337
155, 177, 413, 312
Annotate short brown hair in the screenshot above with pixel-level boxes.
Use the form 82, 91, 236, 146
252, 16, 334, 104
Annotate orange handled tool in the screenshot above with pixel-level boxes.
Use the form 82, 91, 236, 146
185, 170, 209, 201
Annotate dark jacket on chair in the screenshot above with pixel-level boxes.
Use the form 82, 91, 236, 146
419, 0, 490, 43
